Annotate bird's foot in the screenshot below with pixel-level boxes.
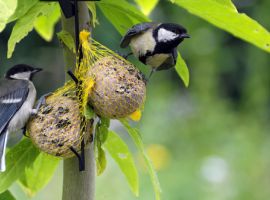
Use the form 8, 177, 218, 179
146, 68, 156, 82
116, 51, 133, 59
32, 92, 52, 115
22, 126, 29, 137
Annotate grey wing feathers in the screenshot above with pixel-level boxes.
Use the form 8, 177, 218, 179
157, 48, 178, 71
120, 22, 156, 48
0, 80, 29, 134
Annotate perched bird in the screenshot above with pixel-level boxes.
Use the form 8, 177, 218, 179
0, 64, 42, 172
120, 22, 190, 76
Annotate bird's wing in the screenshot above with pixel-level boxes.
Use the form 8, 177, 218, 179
0, 79, 29, 134
0, 130, 8, 171
157, 48, 178, 71
120, 22, 157, 48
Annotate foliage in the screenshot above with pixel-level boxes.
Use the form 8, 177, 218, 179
94, 118, 110, 175
0, 0, 269, 199
175, 53, 189, 87
0, 190, 15, 200
34, 3, 60, 41
8, 0, 38, 23
171, 0, 270, 53
0, 139, 39, 193
134, 0, 159, 16
57, 30, 76, 53
104, 130, 139, 196
19, 153, 59, 197
0, 0, 17, 32
120, 119, 161, 200
7, 2, 58, 58
97, 0, 149, 35
84, 105, 96, 120
86, 2, 98, 27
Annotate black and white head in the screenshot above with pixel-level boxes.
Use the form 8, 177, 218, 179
5, 64, 42, 81
154, 23, 190, 47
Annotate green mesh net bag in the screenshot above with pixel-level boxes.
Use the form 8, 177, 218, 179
27, 30, 146, 158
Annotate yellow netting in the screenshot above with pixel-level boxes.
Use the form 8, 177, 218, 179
28, 79, 83, 157
74, 30, 145, 119
52, 30, 129, 141
29, 30, 145, 157
75, 30, 138, 112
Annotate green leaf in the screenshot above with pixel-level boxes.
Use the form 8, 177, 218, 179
104, 130, 139, 196
84, 105, 95, 120
172, 0, 270, 53
98, 0, 149, 35
8, 0, 38, 23
86, 2, 98, 27
96, 147, 107, 176
0, 0, 17, 32
213, 0, 237, 10
34, 3, 60, 41
0, 190, 15, 200
0, 139, 40, 193
98, 118, 110, 144
57, 30, 76, 53
175, 52, 189, 87
7, 2, 57, 58
95, 118, 110, 175
134, 0, 159, 16
19, 153, 59, 197
120, 119, 161, 200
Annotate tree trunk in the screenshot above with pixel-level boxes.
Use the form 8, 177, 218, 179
61, 3, 95, 200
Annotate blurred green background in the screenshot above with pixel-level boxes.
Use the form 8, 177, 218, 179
1, 0, 270, 199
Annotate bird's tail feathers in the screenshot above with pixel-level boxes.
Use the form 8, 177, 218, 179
0, 130, 9, 172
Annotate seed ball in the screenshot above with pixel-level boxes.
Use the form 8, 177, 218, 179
87, 56, 146, 118
27, 94, 92, 158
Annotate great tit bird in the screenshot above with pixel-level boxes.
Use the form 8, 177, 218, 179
0, 64, 42, 172
120, 22, 190, 76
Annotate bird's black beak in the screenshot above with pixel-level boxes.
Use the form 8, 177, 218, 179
32, 67, 43, 74
181, 33, 190, 39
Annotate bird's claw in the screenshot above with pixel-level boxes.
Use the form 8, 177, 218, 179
115, 51, 133, 59
31, 109, 38, 115
22, 126, 29, 137
146, 68, 156, 82
32, 92, 52, 115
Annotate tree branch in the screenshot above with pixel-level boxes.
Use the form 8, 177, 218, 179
61, 2, 95, 200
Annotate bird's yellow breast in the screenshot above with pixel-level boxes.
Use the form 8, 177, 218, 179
146, 54, 170, 68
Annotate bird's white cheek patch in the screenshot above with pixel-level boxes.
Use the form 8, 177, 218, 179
1, 98, 22, 104
158, 28, 178, 42
10, 72, 31, 80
